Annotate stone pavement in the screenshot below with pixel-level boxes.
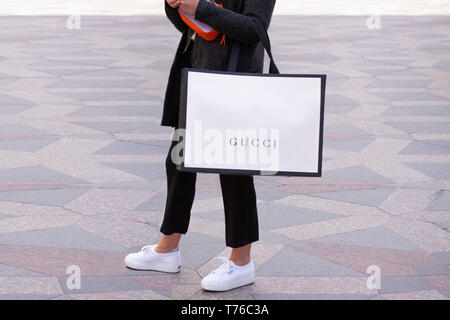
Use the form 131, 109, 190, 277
0, 14, 449, 300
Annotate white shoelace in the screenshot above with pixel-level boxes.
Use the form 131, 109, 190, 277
141, 245, 155, 252
213, 256, 234, 275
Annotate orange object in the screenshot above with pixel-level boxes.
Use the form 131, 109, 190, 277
178, 9, 220, 41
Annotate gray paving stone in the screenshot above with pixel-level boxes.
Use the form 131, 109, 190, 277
256, 246, 365, 277
381, 105, 450, 116
0, 78, 19, 87
0, 264, 48, 277
0, 124, 52, 135
323, 139, 374, 152
72, 121, 154, 134
385, 121, 450, 134
0, 188, 89, 206
413, 265, 450, 276
322, 166, 395, 184
73, 69, 141, 78
372, 91, 447, 102
250, 293, 374, 300
407, 33, 447, 40
438, 290, 450, 298
384, 69, 428, 77
46, 79, 145, 89
0, 294, 62, 300
309, 188, 395, 206
118, 125, 172, 134
326, 94, 360, 107
0, 138, 59, 152
258, 204, 346, 231
405, 163, 450, 180
102, 162, 166, 180
0, 94, 35, 106
367, 79, 432, 88
58, 275, 146, 294
426, 191, 450, 210
178, 233, 226, 270
134, 192, 166, 211
94, 141, 169, 155
0, 226, 126, 251
258, 230, 312, 247
0, 104, 33, 115
399, 141, 450, 155
436, 221, 450, 232
254, 187, 292, 201
311, 226, 424, 251
432, 251, 450, 264
378, 276, 432, 294
357, 68, 403, 76
324, 124, 372, 136
68, 105, 160, 117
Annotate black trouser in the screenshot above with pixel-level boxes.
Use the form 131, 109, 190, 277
159, 137, 259, 248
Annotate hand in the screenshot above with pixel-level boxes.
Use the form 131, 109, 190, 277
179, 0, 200, 16
166, 0, 181, 9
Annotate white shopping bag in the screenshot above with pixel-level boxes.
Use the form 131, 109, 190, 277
176, 21, 326, 177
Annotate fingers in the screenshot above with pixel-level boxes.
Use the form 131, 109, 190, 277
166, 0, 181, 8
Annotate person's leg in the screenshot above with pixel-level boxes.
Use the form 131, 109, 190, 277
229, 243, 252, 265
219, 174, 258, 265
157, 138, 197, 252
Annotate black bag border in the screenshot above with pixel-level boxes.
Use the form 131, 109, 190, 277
176, 68, 326, 177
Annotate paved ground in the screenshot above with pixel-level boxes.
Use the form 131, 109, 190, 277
0, 14, 449, 300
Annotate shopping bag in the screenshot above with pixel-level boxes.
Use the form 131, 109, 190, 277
176, 20, 326, 177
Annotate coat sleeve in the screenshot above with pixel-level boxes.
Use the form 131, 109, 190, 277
194, 0, 276, 45
165, 1, 188, 33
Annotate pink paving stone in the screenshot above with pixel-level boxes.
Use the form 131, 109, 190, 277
422, 275, 450, 290
195, 177, 222, 192
273, 177, 383, 194
295, 245, 417, 276
132, 270, 201, 291
304, 242, 441, 266
0, 245, 127, 276
323, 133, 374, 142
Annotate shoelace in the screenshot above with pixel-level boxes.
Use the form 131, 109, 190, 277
141, 245, 155, 252
212, 256, 234, 275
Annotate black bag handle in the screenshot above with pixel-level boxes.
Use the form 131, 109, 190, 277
227, 18, 280, 74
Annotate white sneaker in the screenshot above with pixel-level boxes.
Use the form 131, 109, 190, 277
201, 257, 255, 291
124, 244, 181, 273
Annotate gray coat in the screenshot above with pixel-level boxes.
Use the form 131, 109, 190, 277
161, 0, 276, 127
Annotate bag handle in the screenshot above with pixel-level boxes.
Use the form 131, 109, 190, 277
227, 18, 280, 74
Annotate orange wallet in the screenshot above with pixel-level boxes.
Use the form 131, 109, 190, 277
178, 0, 222, 41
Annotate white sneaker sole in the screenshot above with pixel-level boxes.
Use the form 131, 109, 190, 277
201, 277, 255, 292
125, 259, 181, 273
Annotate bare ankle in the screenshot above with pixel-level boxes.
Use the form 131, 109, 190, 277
229, 257, 251, 266
154, 244, 178, 253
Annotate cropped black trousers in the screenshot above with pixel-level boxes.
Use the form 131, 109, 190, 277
159, 137, 259, 248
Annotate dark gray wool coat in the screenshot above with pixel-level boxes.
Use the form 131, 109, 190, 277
161, 0, 277, 127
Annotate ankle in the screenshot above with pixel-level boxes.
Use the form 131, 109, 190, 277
154, 244, 178, 254
229, 257, 251, 266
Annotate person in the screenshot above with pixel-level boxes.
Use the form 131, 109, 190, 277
125, 0, 276, 292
